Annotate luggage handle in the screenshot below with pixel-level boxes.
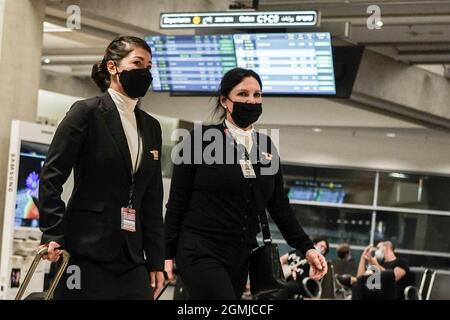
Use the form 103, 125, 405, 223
154, 269, 178, 300
15, 247, 71, 300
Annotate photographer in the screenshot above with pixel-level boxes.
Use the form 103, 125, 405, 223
351, 241, 410, 300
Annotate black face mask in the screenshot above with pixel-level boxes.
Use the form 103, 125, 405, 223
116, 67, 153, 98
227, 98, 263, 128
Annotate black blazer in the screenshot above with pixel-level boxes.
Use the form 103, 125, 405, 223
39, 92, 164, 271
164, 123, 314, 259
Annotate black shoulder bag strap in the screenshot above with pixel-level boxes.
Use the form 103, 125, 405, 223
251, 132, 272, 244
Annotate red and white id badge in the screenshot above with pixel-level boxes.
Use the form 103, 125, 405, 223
121, 207, 136, 232
239, 159, 256, 179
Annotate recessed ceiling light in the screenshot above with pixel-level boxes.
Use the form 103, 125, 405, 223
389, 172, 408, 179
376, 20, 384, 27
386, 133, 396, 138
43, 21, 71, 33
43, 58, 51, 64
313, 128, 322, 133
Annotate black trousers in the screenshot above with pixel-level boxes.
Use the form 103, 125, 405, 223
53, 253, 152, 300
176, 232, 254, 300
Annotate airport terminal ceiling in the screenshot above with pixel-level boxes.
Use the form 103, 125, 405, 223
40, 0, 450, 151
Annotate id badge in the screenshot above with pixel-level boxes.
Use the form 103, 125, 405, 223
121, 207, 136, 232
239, 159, 256, 179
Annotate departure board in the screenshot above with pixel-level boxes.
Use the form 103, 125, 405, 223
147, 35, 237, 92
146, 32, 336, 95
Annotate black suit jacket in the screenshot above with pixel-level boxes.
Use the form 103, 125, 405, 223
164, 123, 314, 259
39, 92, 164, 271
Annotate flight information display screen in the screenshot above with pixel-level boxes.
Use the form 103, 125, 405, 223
146, 32, 335, 95
233, 33, 335, 94
148, 34, 237, 92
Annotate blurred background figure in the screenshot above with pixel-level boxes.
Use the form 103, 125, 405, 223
332, 243, 358, 277
335, 241, 412, 300
274, 237, 329, 299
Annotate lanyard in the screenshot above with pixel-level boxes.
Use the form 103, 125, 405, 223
127, 123, 141, 209
222, 121, 255, 161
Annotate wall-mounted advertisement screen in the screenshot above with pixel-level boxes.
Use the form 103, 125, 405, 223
14, 141, 49, 228
146, 32, 335, 95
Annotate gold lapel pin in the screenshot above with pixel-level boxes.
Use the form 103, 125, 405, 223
262, 152, 273, 161
150, 150, 159, 160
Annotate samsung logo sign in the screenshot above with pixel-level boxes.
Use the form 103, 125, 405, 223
160, 11, 319, 29
7, 153, 16, 193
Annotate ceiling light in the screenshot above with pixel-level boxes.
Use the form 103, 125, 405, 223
43, 58, 51, 64
313, 128, 322, 133
389, 172, 408, 179
376, 20, 384, 27
43, 22, 71, 33
386, 133, 396, 138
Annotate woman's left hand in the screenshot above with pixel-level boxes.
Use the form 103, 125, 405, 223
305, 249, 328, 280
150, 271, 166, 299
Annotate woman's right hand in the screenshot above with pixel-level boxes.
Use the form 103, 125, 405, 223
39, 241, 62, 262
164, 259, 176, 283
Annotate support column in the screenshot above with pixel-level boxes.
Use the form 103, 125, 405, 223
0, 0, 45, 245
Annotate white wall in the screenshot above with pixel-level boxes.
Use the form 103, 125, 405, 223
141, 92, 450, 175
270, 126, 450, 175
141, 92, 423, 128
38, 89, 450, 175
37, 89, 82, 123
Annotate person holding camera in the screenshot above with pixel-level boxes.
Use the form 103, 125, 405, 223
345, 241, 411, 300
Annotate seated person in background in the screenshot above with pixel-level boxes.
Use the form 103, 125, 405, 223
332, 243, 358, 276
350, 241, 410, 300
273, 238, 329, 299
331, 243, 358, 276
336, 243, 352, 261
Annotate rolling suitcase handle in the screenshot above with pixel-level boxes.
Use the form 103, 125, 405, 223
15, 247, 71, 300
154, 269, 177, 300
155, 281, 170, 300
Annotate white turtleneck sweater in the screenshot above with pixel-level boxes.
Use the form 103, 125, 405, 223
108, 88, 142, 172
225, 119, 254, 153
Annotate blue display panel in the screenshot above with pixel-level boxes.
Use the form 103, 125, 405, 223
146, 32, 335, 95
288, 181, 346, 204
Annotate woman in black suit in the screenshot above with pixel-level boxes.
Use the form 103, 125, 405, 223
164, 68, 327, 299
38, 36, 165, 299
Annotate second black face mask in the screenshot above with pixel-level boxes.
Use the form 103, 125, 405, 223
118, 68, 153, 98
229, 100, 263, 128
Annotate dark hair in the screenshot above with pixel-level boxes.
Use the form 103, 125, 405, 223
91, 36, 152, 92
336, 243, 350, 259
313, 237, 330, 256
212, 67, 263, 122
